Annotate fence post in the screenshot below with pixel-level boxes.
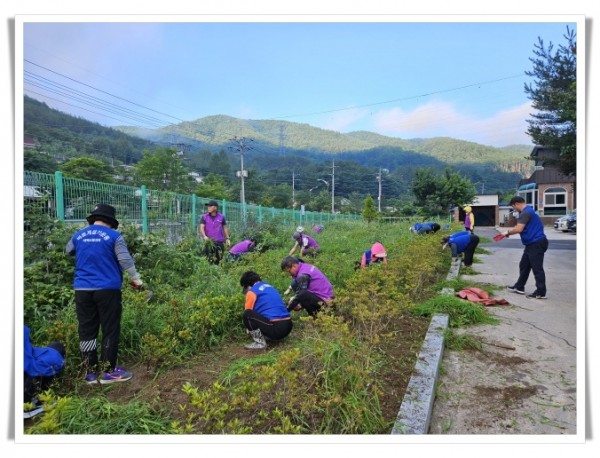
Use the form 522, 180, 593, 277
141, 185, 148, 233
54, 171, 65, 221
191, 194, 197, 233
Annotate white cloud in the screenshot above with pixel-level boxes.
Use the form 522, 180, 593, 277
321, 107, 371, 132
370, 100, 535, 146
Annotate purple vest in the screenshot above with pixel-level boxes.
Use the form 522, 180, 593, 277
302, 235, 319, 249
295, 262, 334, 301
230, 239, 253, 255
201, 212, 226, 242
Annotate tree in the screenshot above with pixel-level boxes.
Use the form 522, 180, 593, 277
436, 167, 477, 213
524, 26, 576, 176
195, 173, 230, 201
60, 157, 114, 182
411, 167, 476, 215
24, 150, 58, 173
134, 147, 192, 193
362, 194, 378, 223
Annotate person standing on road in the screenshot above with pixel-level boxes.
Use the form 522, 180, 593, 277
199, 200, 231, 265
503, 196, 549, 299
281, 256, 334, 317
464, 206, 475, 233
240, 271, 293, 350
66, 204, 141, 384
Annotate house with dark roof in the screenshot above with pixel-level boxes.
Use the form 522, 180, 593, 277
516, 146, 576, 225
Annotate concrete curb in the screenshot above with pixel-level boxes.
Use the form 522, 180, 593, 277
390, 260, 458, 434
391, 313, 449, 434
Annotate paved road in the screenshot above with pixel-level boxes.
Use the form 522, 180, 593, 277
428, 226, 580, 437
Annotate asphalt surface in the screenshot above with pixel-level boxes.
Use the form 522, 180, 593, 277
427, 226, 579, 437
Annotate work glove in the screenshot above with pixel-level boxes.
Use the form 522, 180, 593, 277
130, 279, 144, 290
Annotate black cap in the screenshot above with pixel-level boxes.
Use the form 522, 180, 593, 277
86, 204, 119, 229
206, 200, 219, 207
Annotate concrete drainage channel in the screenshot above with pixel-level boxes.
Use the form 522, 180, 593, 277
390, 260, 460, 434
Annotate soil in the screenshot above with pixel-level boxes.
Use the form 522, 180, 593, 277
80, 315, 431, 432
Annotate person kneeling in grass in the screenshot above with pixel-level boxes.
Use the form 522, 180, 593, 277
240, 271, 293, 350
281, 256, 335, 317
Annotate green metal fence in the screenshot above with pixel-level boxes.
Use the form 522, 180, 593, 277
24, 171, 360, 242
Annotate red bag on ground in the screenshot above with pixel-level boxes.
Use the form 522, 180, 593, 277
457, 287, 509, 306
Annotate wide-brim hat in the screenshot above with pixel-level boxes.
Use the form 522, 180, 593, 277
86, 204, 119, 228
371, 242, 387, 258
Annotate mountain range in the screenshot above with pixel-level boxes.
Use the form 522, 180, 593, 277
24, 96, 534, 196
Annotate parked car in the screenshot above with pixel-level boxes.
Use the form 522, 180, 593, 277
567, 214, 576, 232
554, 213, 576, 232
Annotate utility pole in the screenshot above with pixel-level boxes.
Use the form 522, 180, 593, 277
231, 136, 252, 215
330, 160, 337, 214
292, 170, 296, 209
377, 168, 382, 212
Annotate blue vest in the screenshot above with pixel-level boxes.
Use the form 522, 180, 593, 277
520, 206, 546, 245
249, 281, 291, 320
24, 326, 65, 377
449, 231, 472, 253
70, 224, 123, 289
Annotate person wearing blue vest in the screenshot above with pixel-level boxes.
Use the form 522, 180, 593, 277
24, 325, 66, 418
441, 230, 480, 267
66, 204, 142, 384
240, 271, 293, 350
410, 222, 441, 235
503, 196, 549, 299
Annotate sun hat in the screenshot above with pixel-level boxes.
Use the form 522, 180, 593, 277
371, 242, 387, 258
86, 204, 119, 229
464, 206, 472, 212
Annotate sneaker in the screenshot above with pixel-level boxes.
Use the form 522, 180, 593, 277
24, 399, 44, 419
244, 340, 267, 350
506, 285, 525, 295
100, 366, 133, 384
85, 373, 99, 385
526, 292, 547, 300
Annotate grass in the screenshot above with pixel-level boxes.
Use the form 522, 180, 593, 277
24, 219, 496, 434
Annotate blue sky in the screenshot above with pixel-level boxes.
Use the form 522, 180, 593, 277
20, 19, 577, 147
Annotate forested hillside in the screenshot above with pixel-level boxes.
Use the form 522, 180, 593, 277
23, 96, 532, 203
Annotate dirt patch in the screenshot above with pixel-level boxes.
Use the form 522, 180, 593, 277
87, 315, 431, 431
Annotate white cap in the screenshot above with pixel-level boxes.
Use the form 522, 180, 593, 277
296, 226, 305, 233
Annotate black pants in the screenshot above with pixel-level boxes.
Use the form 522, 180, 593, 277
287, 290, 326, 317
451, 234, 479, 266
514, 237, 549, 295
204, 241, 225, 265
243, 309, 293, 341
75, 289, 122, 373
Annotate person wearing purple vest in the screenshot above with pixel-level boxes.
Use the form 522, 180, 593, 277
289, 230, 320, 257
281, 256, 334, 317
199, 200, 231, 265
227, 237, 257, 261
